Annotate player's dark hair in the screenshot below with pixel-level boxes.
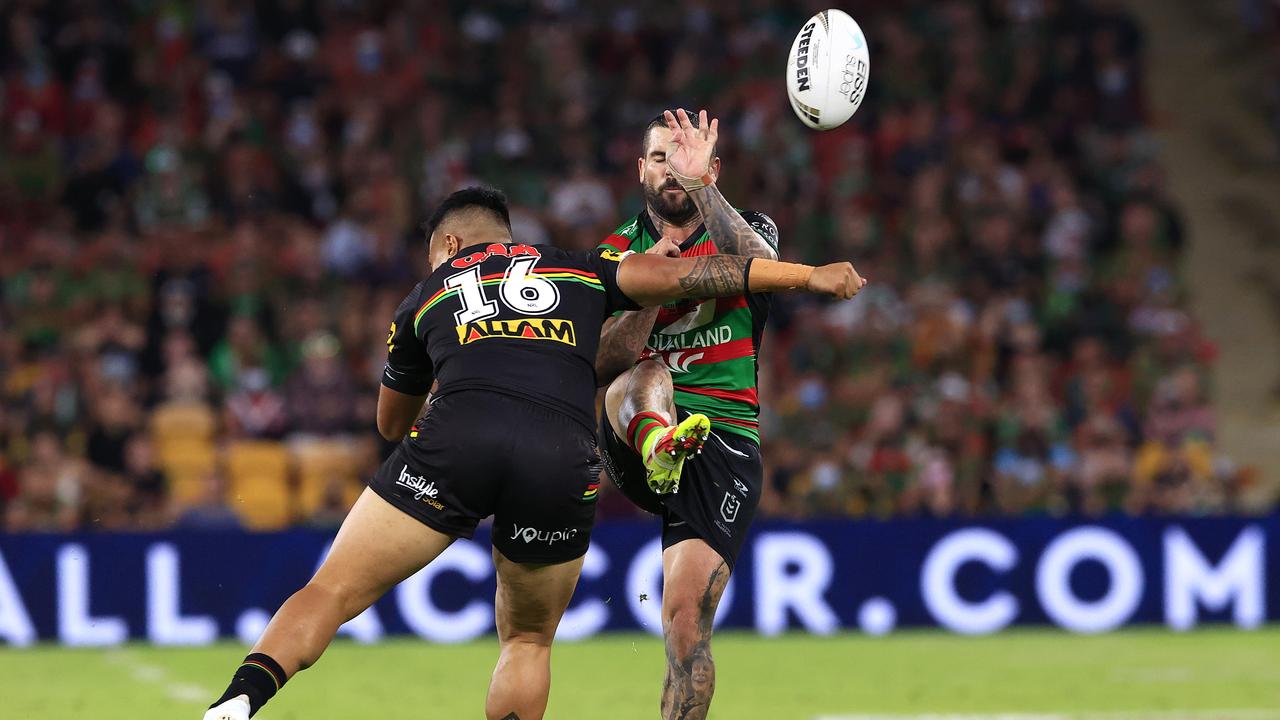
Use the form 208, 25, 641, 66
642, 110, 717, 158
423, 186, 512, 242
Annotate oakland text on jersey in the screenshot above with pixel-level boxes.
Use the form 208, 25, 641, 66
649, 324, 732, 351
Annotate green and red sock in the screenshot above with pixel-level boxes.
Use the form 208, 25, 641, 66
626, 411, 669, 455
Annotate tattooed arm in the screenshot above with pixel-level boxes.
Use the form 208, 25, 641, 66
687, 187, 779, 260
595, 236, 682, 385
596, 309, 660, 386
616, 253, 865, 307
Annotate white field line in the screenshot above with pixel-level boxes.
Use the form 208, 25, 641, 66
814, 707, 1280, 712
106, 649, 212, 704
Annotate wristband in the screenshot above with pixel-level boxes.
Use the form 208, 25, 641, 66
669, 166, 714, 191
745, 258, 814, 293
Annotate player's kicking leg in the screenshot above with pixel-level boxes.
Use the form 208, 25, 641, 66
485, 549, 586, 720
203, 488, 454, 719
600, 360, 763, 720
604, 359, 710, 494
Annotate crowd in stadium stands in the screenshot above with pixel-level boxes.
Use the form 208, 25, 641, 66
0, 0, 1258, 532
1243, 0, 1280, 157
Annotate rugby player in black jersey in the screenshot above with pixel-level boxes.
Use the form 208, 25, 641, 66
204, 187, 865, 720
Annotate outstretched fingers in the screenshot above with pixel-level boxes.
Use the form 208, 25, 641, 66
664, 109, 685, 144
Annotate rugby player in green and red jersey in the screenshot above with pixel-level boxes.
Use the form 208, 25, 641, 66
595, 109, 843, 719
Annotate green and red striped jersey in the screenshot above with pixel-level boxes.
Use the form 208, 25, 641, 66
599, 210, 780, 443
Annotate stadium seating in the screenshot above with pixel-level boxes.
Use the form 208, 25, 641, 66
225, 441, 293, 529
294, 441, 363, 515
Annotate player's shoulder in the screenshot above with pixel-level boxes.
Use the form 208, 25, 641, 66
396, 278, 430, 310
737, 209, 780, 249
598, 212, 645, 252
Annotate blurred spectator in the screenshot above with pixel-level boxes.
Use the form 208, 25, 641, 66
304, 477, 350, 530
285, 332, 356, 437
224, 368, 288, 440
174, 470, 243, 532
123, 434, 170, 529
6, 429, 85, 532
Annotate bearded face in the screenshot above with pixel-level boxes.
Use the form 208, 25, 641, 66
638, 125, 700, 226
642, 173, 698, 226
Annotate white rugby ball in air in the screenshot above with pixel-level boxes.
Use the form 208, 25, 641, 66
786, 9, 870, 130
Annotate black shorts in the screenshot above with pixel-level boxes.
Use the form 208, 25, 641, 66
598, 410, 761, 571
369, 391, 599, 564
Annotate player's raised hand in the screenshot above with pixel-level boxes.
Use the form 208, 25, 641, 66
663, 108, 719, 189
646, 237, 682, 258
806, 262, 867, 299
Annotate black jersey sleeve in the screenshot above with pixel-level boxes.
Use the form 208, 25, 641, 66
740, 210, 780, 253
381, 282, 434, 396
584, 248, 643, 315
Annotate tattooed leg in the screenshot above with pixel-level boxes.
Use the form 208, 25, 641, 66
660, 540, 730, 720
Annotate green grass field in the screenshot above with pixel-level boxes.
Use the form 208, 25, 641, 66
3, 628, 1278, 719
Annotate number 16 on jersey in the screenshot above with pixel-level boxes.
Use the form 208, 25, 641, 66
445, 256, 562, 324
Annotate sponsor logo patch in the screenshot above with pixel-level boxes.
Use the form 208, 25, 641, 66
720, 492, 741, 523
449, 242, 540, 269
841, 55, 869, 106
795, 20, 816, 92
654, 350, 705, 374
597, 248, 633, 263
509, 524, 580, 546
649, 324, 732, 352
456, 318, 576, 346
396, 466, 444, 510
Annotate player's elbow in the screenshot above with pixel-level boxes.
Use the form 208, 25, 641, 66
375, 407, 413, 441
595, 356, 629, 387
376, 417, 406, 442
756, 245, 780, 262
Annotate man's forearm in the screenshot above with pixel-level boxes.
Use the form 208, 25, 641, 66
673, 255, 809, 297
595, 308, 660, 386
618, 253, 858, 306
687, 184, 778, 259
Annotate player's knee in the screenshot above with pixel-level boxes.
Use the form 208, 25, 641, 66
302, 578, 372, 621
663, 602, 712, 659
604, 368, 634, 424
631, 357, 670, 385
500, 626, 555, 650
497, 603, 559, 646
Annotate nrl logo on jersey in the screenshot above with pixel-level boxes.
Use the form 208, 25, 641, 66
649, 324, 732, 352
456, 318, 577, 346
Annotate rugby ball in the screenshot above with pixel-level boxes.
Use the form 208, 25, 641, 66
786, 9, 870, 130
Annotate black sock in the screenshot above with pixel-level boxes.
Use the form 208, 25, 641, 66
210, 653, 287, 717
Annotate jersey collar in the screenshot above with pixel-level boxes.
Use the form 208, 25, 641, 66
640, 209, 707, 253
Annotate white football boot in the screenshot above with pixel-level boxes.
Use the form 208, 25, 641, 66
203, 694, 250, 720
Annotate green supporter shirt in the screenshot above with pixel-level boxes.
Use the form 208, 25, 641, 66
599, 209, 780, 443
